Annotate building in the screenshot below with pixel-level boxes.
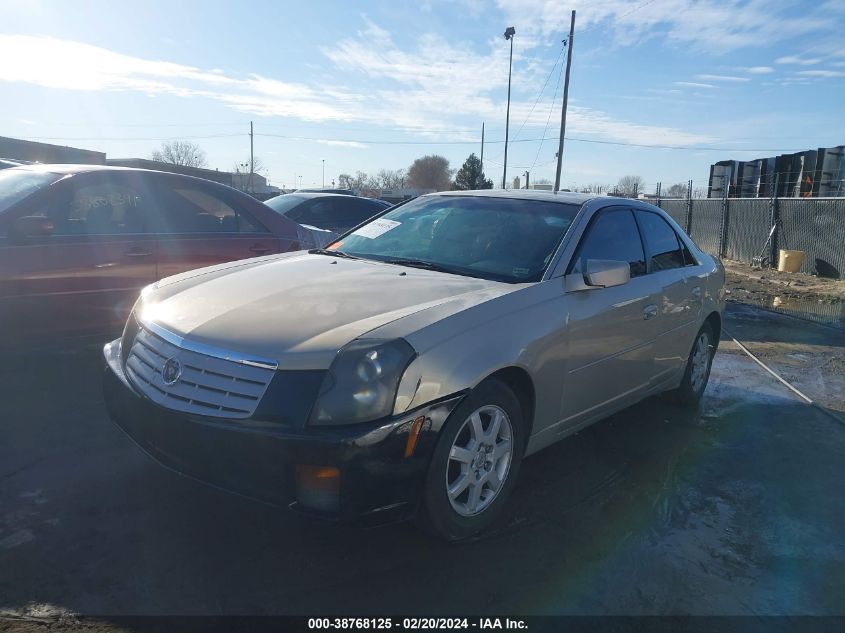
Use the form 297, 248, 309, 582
0, 136, 105, 165
708, 145, 845, 198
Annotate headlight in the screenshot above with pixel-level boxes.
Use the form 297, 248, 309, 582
309, 339, 416, 426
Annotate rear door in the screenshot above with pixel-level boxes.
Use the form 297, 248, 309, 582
634, 209, 703, 384
0, 171, 157, 343
150, 176, 280, 279
559, 207, 659, 426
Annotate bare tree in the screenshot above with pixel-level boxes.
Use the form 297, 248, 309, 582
665, 182, 688, 198
408, 155, 452, 191
370, 169, 407, 189
337, 173, 355, 189
151, 141, 208, 168
232, 156, 267, 176
617, 175, 645, 197
229, 157, 268, 192
337, 171, 370, 191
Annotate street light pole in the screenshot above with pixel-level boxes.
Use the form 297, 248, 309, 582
502, 26, 515, 190
322, 159, 325, 189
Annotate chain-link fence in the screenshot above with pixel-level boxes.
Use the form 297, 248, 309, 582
656, 196, 845, 278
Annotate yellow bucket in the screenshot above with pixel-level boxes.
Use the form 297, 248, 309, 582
777, 249, 805, 273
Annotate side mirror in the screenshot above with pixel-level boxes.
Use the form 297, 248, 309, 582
584, 259, 630, 288
13, 215, 54, 239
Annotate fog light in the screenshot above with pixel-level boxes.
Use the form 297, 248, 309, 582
296, 465, 340, 513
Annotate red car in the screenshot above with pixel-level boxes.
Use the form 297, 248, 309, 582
0, 165, 311, 347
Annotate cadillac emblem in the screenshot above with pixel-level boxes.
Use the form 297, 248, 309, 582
161, 357, 183, 386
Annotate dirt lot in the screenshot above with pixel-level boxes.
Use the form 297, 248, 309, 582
724, 259, 845, 306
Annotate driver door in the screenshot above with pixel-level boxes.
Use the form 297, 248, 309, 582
559, 207, 661, 427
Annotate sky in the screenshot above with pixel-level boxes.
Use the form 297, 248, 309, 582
0, 0, 843, 192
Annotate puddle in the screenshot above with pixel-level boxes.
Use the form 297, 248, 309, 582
744, 294, 845, 329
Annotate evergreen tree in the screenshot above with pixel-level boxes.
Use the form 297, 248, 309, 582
452, 153, 493, 190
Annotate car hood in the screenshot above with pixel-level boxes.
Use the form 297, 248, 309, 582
140, 253, 511, 368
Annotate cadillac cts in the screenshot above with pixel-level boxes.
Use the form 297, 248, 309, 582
103, 190, 725, 540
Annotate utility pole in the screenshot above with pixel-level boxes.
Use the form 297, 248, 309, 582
249, 121, 254, 195
554, 10, 576, 193
524, 171, 530, 189
322, 159, 325, 189
480, 122, 485, 176
502, 26, 516, 190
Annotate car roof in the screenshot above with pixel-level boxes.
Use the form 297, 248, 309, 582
269, 192, 381, 202
426, 189, 595, 205
9, 164, 139, 175
7, 163, 248, 191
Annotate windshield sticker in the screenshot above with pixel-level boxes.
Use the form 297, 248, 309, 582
327, 241, 343, 250
352, 218, 401, 239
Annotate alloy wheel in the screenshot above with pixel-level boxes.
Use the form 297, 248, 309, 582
445, 405, 513, 517
690, 330, 711, 393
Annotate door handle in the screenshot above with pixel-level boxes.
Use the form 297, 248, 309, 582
643, 304, 659, 320
249, 244, 270, 255
126, 248, 153, 257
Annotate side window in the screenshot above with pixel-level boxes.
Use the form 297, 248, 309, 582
150, 181, 268, 234
570, 209, 646, 278
296, 199, 334, 230
636, 211, 687, 271
347, 199, 383, 228
48, 177, 152, 235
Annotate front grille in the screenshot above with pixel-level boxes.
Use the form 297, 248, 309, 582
124, 326, 274, 418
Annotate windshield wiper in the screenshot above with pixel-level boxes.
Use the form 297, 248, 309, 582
309, 248, 360, 260
381, 257, 458, 275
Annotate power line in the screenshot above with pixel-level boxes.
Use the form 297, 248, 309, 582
510, 44, 566, 143
578, 0, 662, 36
11, 131, 814, 153
13, 133, 243, 142
529, 52, 566, 171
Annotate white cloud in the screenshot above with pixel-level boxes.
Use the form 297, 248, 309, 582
695, 74, 750, 82
746, 66, 774, 74
316, 140, 369, 148
776, 55, 821, 65
0, 31, 714, 149
495, 0, 833, 53
796, 69, 845, 77
674, 81, 716, 89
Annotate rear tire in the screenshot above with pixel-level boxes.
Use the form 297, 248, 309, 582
666, 322, 715, 405
418, 379, 525, 541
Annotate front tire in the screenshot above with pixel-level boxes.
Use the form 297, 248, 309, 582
667, 322, 715, 405
419, 379, 525, 541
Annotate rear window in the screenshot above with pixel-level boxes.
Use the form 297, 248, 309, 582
264, 195, 308, 216
0, 169, 63, 214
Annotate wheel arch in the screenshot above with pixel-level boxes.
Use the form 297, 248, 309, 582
481, 366, 536, 450
704, 310, 722, 350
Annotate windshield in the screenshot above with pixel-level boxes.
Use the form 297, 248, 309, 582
0, 169, 63, 214
331, 195, 580, 283
264, 194, 307, 215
